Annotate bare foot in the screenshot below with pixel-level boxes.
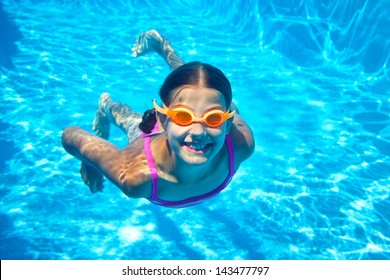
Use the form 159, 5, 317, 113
80, 162, 104, 193
92, 92, 111, 139
131, 29, 167, 58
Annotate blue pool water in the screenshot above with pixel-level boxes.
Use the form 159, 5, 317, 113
0, 0, 389, 260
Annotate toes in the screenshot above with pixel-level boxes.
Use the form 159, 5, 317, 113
131, 31, 163, 58
99, 92, 111, 106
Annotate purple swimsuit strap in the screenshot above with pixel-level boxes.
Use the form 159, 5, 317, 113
144, 136, 159, 197
145, 134, 236, 208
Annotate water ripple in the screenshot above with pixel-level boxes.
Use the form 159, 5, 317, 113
0, 0, 389, 260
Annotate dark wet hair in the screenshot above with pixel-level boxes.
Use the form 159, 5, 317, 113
139, 61, 232, 133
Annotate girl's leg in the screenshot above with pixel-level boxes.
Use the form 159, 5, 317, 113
93, 92, 142, 144
131, 29, 185, 71
131, 30, 240, 113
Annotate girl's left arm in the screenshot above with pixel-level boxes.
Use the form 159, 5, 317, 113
229, 113, 255, 164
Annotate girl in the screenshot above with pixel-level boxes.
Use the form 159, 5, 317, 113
62, 30, 254, 207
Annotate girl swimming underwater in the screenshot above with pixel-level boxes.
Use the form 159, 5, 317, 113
62, 30, 254, 207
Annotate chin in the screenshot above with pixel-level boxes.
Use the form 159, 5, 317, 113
179, 145, 213, 165
184, 155, 209, 165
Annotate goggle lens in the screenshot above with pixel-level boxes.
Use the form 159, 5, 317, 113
174, 111, 192, 125
172, 111, 224, 127
205, 113, 224, 127
153, 99, 234, 128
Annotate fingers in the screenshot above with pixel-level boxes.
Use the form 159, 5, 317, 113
80, 163, 104, 193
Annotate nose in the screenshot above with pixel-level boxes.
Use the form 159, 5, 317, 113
188, 122, 207, 138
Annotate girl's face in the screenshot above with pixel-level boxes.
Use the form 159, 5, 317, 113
162, 86, 232, 166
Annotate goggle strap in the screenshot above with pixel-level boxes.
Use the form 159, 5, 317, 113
153, 99, 168, 115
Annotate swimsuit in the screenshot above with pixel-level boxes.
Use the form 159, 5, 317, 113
141, 126, 236, 208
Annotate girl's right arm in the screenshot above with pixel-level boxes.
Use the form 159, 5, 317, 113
62, 126, 120, 171
62, 126, 150, 197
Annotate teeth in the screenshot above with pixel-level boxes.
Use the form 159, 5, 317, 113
186, 142, 209, 150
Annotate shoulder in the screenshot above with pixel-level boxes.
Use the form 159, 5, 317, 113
229, 114, 255, 164
119, 135, 171, 198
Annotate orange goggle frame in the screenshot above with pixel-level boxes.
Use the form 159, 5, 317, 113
153, 99, 235, 127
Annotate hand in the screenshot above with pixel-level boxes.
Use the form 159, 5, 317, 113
80, 162, 105, 193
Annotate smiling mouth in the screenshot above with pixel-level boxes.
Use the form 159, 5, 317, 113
183, 142, 212, 154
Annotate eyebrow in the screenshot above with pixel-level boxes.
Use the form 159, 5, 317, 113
171, 104, 227, 113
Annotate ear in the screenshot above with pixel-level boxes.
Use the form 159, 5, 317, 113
225, 116, 234, 134
156, 111, 168, 132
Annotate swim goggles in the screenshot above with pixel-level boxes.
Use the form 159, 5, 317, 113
153, 99, 235, 127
